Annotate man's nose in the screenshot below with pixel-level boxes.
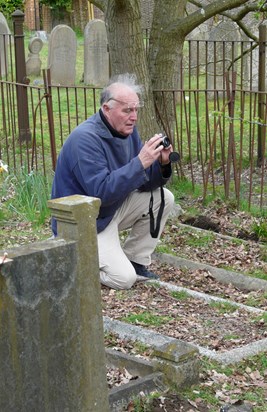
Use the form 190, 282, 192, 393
130, 109, 138, 120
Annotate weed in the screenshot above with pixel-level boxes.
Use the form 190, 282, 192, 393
244, 292, 267, 308
223, 334, 241, 340
209, 301, 239, 314
252, 220, 267, 242
155, 244, 174, 255
185, 232, 215, 248
170, 290, 190, 300
253, 312, 267, 325
122, 311, 172, 327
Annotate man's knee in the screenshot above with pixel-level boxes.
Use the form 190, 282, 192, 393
164, 188, 175, 212
100, 268, 137, 290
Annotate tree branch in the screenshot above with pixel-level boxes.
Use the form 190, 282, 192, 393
171, 0, 257, 37
89, 0, 107, 12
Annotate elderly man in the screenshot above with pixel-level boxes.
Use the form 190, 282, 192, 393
51, 73, 174, 289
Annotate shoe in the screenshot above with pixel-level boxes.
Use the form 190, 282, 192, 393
130, 261, 160, 280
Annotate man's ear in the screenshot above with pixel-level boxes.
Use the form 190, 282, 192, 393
102, 103, 110, 114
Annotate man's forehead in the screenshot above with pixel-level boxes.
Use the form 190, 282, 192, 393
116, 87, 138, 101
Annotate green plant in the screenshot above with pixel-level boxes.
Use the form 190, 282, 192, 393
40, 0, 72, 13
122, 311, 172, 327
252, 220, 267, 242
0, 0, 24, 18
223, 333, 241, 340
155, 243, 174, 255
209, 301, 239, 314
170, 290, 190, 300
5, 168, 51, 225
168, 176, 202, 202
253, 312, 267, 325
185, 232, 215, 248
244, 291, 267, 308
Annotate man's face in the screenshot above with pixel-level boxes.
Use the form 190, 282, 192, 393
103, 88, 142, 136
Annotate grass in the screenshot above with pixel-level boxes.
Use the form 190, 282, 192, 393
122, 311, 173, 327
209, 301, 239, 314
244, 291, 267, 308
170, 290, 190, 300
183, 353, 267, 412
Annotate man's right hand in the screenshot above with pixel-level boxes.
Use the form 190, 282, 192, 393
138, 134, 164, 169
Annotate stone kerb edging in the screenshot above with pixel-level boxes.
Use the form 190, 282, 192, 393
153, 252, 267, 292
104, 253, 267, 366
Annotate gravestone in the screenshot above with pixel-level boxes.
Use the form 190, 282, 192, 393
26, 37, 43, 76
35, 30, 48, 43
47, 24, 77, 86
84, 19, 109, 86
186, 27, 208, 76
0, 195, 109, 412
207, 21, 240, 93
0, 12, 11, 77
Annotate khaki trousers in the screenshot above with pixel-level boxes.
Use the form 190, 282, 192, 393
98, 188, 174, 289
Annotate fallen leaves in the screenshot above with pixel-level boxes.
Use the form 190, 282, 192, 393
102, 281, 267, 352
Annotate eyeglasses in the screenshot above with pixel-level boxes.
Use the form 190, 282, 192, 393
107, 98, 144, 110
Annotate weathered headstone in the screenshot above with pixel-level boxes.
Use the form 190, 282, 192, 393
35, 30, 48, 43
0, 195, 109, 412
84, 19, 109, 86
0, 12, 11, 77
207, 21, 240, 93
47, 24, 77, 86
26, 37, 43, 76
186, 27, 208, 76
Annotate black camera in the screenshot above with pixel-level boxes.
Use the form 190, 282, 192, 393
158, 134, 180, 163
159, 135, 171, 148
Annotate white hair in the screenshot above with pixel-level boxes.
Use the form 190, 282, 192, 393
100, 73, 143, 105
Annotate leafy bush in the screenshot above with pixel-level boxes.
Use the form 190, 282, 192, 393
40, 0, 72, 13
0, 0, 24, 18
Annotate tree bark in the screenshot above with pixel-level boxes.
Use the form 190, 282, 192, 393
104, 0, 158, 138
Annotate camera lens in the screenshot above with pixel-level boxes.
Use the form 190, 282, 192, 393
161, 136, 171, 148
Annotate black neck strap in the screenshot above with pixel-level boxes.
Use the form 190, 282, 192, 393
149, 185, 165, 238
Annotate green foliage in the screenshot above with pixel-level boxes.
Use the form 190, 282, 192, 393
254, 0, 267, 20
185, 232, 215, 248
209, 301, 239, 314
4, 168, 51, 226
167, 175, 202, 203
252, 220, 267, 242
122, 311, 172, 327
0, 0, 24, 17
40, 0, 72, 13
170, 290, 190, 300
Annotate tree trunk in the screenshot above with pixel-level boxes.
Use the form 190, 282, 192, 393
148, 0, 187, 139
104, 0, 159, 139
71, 0, 89, 31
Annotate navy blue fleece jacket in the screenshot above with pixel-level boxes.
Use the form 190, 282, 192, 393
51, 111, 171, 235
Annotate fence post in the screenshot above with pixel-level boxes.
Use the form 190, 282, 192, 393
257, 23, 266, 167
12, 9, 31, 143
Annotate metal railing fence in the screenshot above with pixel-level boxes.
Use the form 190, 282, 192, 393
1, 75, 266, 210
0, 20, 266, 211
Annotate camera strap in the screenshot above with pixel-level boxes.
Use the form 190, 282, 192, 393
149, 185, 165, 238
